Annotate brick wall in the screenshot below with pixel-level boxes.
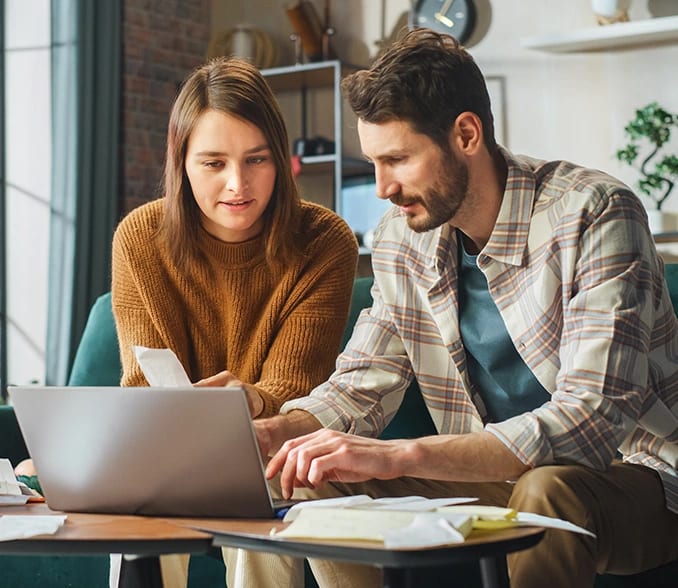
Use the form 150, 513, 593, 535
121, 0, 211, 214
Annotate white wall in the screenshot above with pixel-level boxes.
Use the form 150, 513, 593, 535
4, 0, 51, 385
211, 0, 678, 218
469, 0, 678, 219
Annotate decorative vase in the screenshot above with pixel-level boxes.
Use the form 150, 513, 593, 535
591, 0, 631, 25
207, 26, 278, 69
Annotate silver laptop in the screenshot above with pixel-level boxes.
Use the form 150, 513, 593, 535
9, 385, 288, 518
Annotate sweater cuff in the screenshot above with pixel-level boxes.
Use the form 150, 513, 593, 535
257, 389, 284, 419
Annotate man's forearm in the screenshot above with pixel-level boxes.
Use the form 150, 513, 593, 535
401, 431, 531, 482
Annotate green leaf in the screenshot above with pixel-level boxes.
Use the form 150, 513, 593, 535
616, 145, 638, 164
657, 154, 678, 175
617, 102, 678, 209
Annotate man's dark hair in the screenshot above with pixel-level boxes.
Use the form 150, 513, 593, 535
342, 28, 496, 152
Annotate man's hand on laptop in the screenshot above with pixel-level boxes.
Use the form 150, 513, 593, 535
267, 429, 408, 500
194, 370, 264, 418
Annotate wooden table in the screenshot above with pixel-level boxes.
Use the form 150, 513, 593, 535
0, 503, 213, 588
184, 518, 545, 588
2, 504, 544, 588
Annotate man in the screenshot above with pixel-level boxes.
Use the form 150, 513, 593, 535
248, 28, 678, 588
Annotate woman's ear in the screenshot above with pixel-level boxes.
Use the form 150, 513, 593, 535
450, 111, 483, 155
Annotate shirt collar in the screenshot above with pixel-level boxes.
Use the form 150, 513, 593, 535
426, 147, 538, 274
480, 146, 537, 267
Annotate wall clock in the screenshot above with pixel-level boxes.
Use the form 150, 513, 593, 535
409, 0, 477, 45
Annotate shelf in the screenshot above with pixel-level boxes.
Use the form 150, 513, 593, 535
261, 60, 361, 92
342, 157, 374, 177
521, 15, 678, 53
300, 153, 336, 168
654, 231, 678, 244
261, 60, 372, 215
296, 155, 373, 177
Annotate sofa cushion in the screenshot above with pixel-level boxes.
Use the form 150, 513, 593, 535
342, 277, 437, 440
0, 405, 29, 467
67, 292, 121, 386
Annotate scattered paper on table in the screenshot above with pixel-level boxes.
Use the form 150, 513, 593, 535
437, 505, 516, 520
438, 505, 519, 530
0, 459, 31, 506
274, 495, 596, 546
440, 504, 595, 536
382, 513, 470, 548
283, 495, 477, 522
0, 515, 66, 541
273, 507, 473, 547
358, 496, 478, 511
282, 495, 374, 522
516, 512, 595, 537
133, 345, 192, 387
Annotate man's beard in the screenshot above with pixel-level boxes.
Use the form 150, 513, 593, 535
391, 154, 469, 233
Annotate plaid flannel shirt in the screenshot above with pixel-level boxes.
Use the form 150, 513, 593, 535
282, 148, 678, 514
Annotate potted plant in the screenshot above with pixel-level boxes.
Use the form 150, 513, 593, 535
616, 102, 678, 233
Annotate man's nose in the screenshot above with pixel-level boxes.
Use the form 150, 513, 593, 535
375, 167, 398, 200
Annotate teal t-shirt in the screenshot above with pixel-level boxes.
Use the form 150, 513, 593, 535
457, 242, 550, 422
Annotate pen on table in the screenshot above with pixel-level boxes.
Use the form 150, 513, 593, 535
274, 506, 291, 520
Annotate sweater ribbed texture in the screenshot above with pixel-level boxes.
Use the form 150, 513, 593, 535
111, 198, 358, 417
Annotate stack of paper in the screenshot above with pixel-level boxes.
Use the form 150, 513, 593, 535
274, 506, 474, 547
274, 496, 477, 548
0, 459, 39, 506
272, 495, 595, 549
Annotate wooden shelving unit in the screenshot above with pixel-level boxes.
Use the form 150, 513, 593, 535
521, 15, 678, 53
261, 60, 372, 213
654, 231, 678, 245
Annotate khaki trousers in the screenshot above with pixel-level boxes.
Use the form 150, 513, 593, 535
109, 553, 189, 588
225, 463, 678, 588
223, 469, 305, 588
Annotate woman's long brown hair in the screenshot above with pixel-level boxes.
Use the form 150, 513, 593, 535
159, 57, 301, 272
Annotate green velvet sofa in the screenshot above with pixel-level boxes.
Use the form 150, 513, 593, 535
2, 266, 677, 587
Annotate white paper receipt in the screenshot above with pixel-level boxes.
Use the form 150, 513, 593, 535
133, 345, 192, 387
0, 515, 66, 541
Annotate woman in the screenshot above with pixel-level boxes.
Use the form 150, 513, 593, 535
112, 56, 358, 415
111, 56, 357, 588
17, 56, 357, 587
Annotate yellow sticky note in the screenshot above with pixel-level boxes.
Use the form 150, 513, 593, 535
437, 505, 518, 529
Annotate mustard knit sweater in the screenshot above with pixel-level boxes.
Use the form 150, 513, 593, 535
111, 199, 358, 418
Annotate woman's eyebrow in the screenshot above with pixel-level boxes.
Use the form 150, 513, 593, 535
192, 144, 271, 158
